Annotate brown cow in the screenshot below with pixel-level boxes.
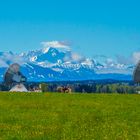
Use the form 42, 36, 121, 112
57, 86, 72, 93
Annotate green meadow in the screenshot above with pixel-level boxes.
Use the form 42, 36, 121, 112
0, 92, 140, 140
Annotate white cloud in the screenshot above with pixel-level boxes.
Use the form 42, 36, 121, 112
0, 59, 8, 67
116, 51, 140, 65
71, 53, 83, 62
41, 41, 70, 50
132, 52, 140, 64
116, 55, 132, 65
63, 52, 84, 62
105, 58, 114, 64
0, 52, 25, 67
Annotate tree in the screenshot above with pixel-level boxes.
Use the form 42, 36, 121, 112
41, 83, 48, 92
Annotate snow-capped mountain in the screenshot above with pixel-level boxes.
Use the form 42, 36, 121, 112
0, 47, 133, 82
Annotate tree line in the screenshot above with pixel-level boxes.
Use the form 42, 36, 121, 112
41, 83, 139, 94
0, 82, 139, 94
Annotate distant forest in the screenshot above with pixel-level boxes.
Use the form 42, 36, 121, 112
0, 80, 139, 94
40, 80, 139, 94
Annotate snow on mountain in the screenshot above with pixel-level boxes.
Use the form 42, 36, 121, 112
0, 47, 134, 82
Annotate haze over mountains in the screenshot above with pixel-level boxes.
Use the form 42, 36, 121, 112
0, 45, 134, 82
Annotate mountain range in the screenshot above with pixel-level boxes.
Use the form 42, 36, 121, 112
0, 47, 134, 82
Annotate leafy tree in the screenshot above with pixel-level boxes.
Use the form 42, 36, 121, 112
41, 83, 48, 92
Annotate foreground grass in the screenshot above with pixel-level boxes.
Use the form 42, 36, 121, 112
0, 92, 140, 140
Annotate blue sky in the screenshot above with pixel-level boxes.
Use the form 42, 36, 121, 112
0, 0, 140, 58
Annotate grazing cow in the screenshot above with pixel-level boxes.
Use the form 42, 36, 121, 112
57, 86, 72, 93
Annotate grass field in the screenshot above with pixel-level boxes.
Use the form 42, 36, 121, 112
0, 92, 140, 140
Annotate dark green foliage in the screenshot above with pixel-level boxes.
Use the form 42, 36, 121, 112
0, 82, 138, 94
74, 83, 137, 94
40, 83, 48, 92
